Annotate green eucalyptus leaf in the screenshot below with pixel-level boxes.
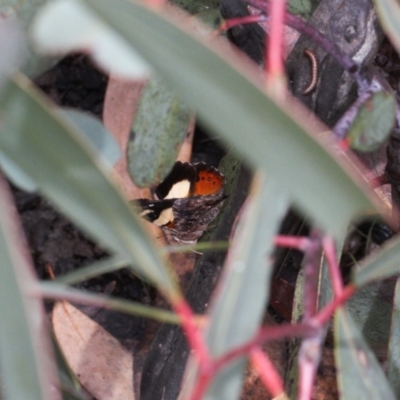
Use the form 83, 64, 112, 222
334, 308, 396, 400
206, 176, 288, 355
194, 9, 223, 30
55, 255, 127, 285
388, 277, 400, 398
346, 280, 395, 359
0, 19, 25, 86
0, 73, 178, 297
51, 334, 89, 400
207, 177, 288, 399
373, 0, 400, 57
285, 267, 304, 399
82, 0, 379, 240
31, 0, 151, 79
0, 150, 37, 191
61, 108, 121, 168
170, 0, 219, 15
0, 0, 55, 77
128, 75, 191, 186
0, 179, 57, 400
353, 235, 400, 286
347, 91, 395, 152
180, 175, 288, 399
39, 282, 182, 324
0, 370, 4, 400
0, 20, 35, 191
287, 0, 316, 18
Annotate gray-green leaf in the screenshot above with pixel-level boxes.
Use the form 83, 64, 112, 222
347, 91, 395, 152
128, 75, 191, 186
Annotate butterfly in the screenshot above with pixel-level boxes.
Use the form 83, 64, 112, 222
135, 161, 226, 243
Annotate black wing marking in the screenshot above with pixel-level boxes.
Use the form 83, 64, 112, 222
136, 198, 176, 224
155, 162, 196, 200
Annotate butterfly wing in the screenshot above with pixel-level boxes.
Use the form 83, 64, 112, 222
135, 161, 226, 242
168, 192, 227, 243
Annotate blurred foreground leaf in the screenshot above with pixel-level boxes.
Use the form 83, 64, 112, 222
353, 235, 400, 286
180, 175, 288, 399
31, 0, 151, 78
0, 73, 178, 297
0, 150, 37, 191
388, 277, 400, 398
61, 108, 121, 168
0, 178, 57, 400
0, 0, 58, 77
334, 308, 396, 400
51, 334, 89, 400
346, 280, 394, 358
373, 0, 400, 57
39, 282, 182, 324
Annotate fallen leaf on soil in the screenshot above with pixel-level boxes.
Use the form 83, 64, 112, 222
103, 75, 147, 200
53, 301, 135, 400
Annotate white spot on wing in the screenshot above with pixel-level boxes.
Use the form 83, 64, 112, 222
153, 207, 173, 226
164, 180, 190, 199
139, 209, 151, 217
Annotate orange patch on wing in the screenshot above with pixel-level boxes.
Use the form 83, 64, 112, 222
193, 170, 224, 196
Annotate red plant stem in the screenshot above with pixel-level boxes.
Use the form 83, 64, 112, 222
173, 298, 212, 368
214, 323, 318, 370
189, 370, 214, 400
369, 174, 389, 189
274, 235, 310, 251
266, 0, 286, 82
187, 322, 316, 398
220, 15, 266, 31
250, 347, 285, 397
145, 0, 166, 8
339, 138, 350, 151
189, 323, 319, 399
322, 236, 343, 297
314, 284, 356, 325
303, 229, 322, 319
298, 334, 323, 400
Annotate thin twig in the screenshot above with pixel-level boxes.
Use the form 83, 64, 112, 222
322, 236, 343, 297
298, 332, 324, 400
315, 284, 356, 325
303, 229, 322, 320
274, 234, 310, 251
214, 322, 318, 370
265, 0, 286, 96
250, 347, 285, 397
173, 298, 212, 368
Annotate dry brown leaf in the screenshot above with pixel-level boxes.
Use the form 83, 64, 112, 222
103, 75, 147, 200
53, 301, 135, 400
